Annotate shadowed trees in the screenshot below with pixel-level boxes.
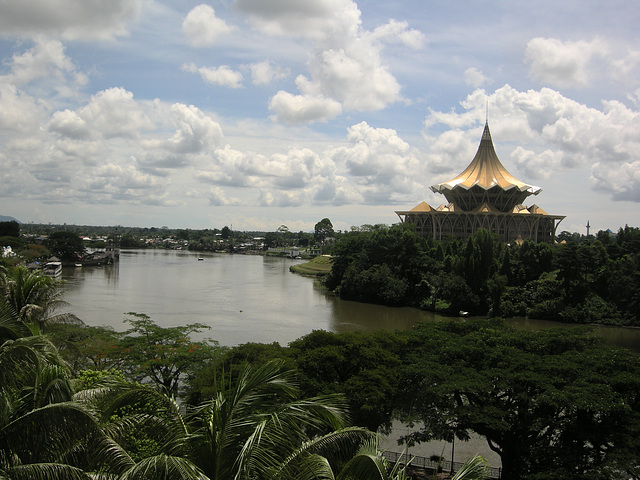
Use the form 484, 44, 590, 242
46, 231, 85, 262
396, 320, 640, 480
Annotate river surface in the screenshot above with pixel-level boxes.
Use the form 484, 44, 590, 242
59, 248, 640, 470
61, 249, 640, 351
60, 249, 450, 345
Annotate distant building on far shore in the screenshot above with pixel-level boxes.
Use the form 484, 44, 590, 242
396, 121, 564, 243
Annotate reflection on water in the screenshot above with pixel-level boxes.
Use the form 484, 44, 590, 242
61, 249, 640, 352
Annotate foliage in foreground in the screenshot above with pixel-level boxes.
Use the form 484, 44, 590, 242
187, 322, 640, 480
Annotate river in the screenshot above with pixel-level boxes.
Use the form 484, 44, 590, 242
58, 248, 640, 470
60, 249, 449, 346
61, 248, 640, 351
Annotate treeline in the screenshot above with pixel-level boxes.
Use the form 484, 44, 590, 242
15, 218, 337, 252
324, 224, 640, 326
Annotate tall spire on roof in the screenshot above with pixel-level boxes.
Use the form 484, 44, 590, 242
430, 121, 541, 212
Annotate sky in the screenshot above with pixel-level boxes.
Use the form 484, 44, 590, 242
0, 0, 639, 234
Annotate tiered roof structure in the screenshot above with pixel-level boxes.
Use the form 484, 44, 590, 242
396, 122, 564, 243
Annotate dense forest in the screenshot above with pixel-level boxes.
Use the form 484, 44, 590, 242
324, 224, 640, 326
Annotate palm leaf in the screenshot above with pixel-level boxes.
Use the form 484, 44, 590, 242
119, 454, 209, 480
451, 455, 488, 480
293, 453, 336, 480
274, 427, 376, 480
337, 452, 389, 480
2, 462, 92, 480
0, 297, 28, 341
1, 402, 99, 464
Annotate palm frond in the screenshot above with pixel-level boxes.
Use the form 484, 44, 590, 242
1, 402, 100, 465
293, 453, 336, 480
87, 432, 136, 475
119, 454, 209, 480
3, 462, 92, 480
0, 298, 28, 341
452, 455, 488, 480
274, 427, 376, 480
336, 451, 389, 480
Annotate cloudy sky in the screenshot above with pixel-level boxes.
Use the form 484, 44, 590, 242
1, 0, 638, 233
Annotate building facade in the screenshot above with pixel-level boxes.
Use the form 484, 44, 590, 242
396, 122, 564, 243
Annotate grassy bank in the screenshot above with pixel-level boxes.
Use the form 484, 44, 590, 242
289, 255, 332, 276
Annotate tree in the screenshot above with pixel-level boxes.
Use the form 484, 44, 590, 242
187, 341, 293, 403
0, 304, 125, 479
82, 359, 375, 480
289, 329, 405, 433
120, 233, 143, 248
314, 218, 334, 243
220, 226, 231, 239
277, 224, 293, 246
46, 231, 85, 261
0, 221, 19, 237
118, 313, 225, 396
324, 224, 435, 308
397, 320, 640, 480
47, 323, 124, 373
486, 274, 507, 317
0, 265, 77, 329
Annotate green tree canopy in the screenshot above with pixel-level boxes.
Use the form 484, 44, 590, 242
289, 329, 405, 433
119, 312, 225, 396
0, 221, 19, 237
324, 223, 435, 307
46, 231, 85, 261
314, 218, 334, 243
397, 319, 640, 480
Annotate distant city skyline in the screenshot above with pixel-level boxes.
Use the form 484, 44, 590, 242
1, 1, 638, 234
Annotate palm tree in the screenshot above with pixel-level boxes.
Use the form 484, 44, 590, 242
0, 331, 88, 478
0, 266, 79, 331
278, 438, 488, 480
77, 360, 375, 480
0, 301, 128, 480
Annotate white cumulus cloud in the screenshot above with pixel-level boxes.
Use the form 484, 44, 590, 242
249, 60, 289, 85
329, 121, 424, 203
48, 87, 155, 140
183, 4, 233, 47
237, 0, 423, 122
524, 37, 608, 88
269, 91, 342, 124
464, 67, 489, 88
182, 63, 243, 89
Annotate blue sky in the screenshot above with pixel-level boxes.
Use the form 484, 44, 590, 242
1, 0, 639, 233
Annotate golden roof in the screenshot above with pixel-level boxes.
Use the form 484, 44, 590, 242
411, 201, 433, 212
471, 202, 500, 213
431, 122, 541, 195
511, 204, 530, 214
436, 203, 455, 212
528, 204, 548, 215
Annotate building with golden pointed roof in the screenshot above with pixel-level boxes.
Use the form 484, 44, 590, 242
396, 122, 564, 243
